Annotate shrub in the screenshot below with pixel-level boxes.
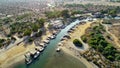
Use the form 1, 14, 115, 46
73, 39, 82, 47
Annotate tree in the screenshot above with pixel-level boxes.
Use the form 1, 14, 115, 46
3, 18, 12, 24
107, 55, 114, 61
97, 44, 104, 52
37, 18, 45, 27
23, 29, 32, 36
81, 36, 87, 43
108, 9, 117, 17
60, 10, 70, 19
32, 24, 39, 32
73, 39, 82, 47
115, 54, 120, 60
71, 10, 83, 15
28, 38, 34, 42
35, 30, 42, 37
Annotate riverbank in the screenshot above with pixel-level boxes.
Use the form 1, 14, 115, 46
58, 21, 98, 68
0, 19, 96, 68
0, 29, 54, 68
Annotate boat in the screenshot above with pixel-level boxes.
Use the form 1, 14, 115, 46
53, 31, 58, 36
58, 43, 62, 46
50, 35, 56, 39
63, 34, 71, 39
25, 57, 32, 65
39, 47, 44, 52
35, 47, 44, 52
24, 52, 32, 65
60, 37, 66, 41
34, 51, 40, 59
39, 43, 46, 48
56, 48, 61, 52
47, 35, 51, 39
43, 40, 50, 44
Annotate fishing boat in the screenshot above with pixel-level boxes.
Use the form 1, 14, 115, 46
25, 57, 32, 65
43, 40, 50, 44
24, 52, 32, 65
50, 35, 56, 39
56, 48, 61, 52
34, 51, 40, 59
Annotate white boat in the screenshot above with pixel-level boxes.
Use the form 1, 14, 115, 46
51, 35, 56, 39
25, 58, 32, 65
39, 47, 44, 52
35, 46, 45, 52
56, 48, 61, 52
34, 51, 40, 59
58, 43, 62, 46
24, 52, 32, 65
43, 40, 50, 44
39, 43, 45, 47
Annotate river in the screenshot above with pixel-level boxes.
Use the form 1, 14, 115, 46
13, 19, 87, 68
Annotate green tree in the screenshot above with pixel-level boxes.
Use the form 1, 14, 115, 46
37, 18, 45, 27
60, 10, 70, 19
73, 39, 82, 47
23, 29, 32, 36
81, 36, 87, 43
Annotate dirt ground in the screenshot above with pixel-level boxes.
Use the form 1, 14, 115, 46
109, 25, 120, 44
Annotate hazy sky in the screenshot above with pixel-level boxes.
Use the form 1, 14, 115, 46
0, 0, 46, 3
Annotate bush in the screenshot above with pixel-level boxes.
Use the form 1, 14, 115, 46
73, 39, 82, 47
81, 36, 87, 43
28, 38, 34, 42
23, 29, 32, 36
35, 30, 42, 37
82, 24, 120, 61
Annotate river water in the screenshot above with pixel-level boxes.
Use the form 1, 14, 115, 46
13, 19, 87, 68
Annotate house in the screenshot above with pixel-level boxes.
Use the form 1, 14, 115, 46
50, 19, 64, 29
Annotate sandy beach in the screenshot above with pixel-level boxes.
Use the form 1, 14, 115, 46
0, 20, 96, 68
59, 21, 96, 68
0, 41, 35, 68
0, 29, 53, 68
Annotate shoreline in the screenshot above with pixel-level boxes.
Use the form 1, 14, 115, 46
0, 29, 54, 68
0, 20, 96, 68
58, 21, 97, 68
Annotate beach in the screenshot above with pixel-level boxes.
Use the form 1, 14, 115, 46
0, 29, 53, 68
58, 21, 94, 68
0, 20, 96, 68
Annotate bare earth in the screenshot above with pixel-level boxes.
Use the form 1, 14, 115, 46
0, 30, 53, 68
100, 20, 120, 48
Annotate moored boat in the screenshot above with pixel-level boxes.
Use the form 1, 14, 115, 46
56, 48, 61, 52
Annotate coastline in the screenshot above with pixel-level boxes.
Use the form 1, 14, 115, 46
0, 20, 96, 68
0, 30, 53, 68
58, 21, 94, 68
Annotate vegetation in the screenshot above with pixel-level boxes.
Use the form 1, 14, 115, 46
71, 10, 83, 15
73, 39, 82, 47
0, 39, 5, 47
23, 29, 32, 36
60, 10, 70, 19
45, 10, 70, 19
81, 24, 120, 61
3, 17, 12, 24
101, 6, 120, 17
45, 11, 61, 19
35, 30, 42, 37
10, 18, 45, 36
28, 37, 34, 42
16, 13, 30, 20
81, 36, 87, 43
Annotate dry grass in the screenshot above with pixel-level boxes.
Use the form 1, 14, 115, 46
109, 25, 120, 43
